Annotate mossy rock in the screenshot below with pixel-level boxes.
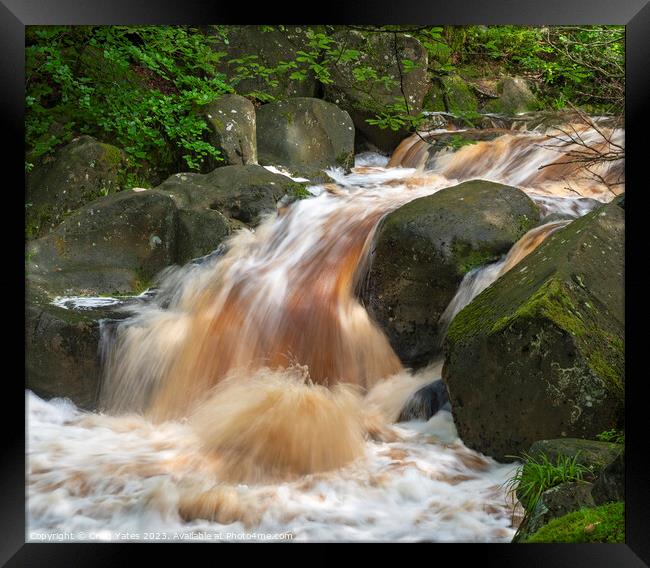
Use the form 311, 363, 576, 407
522, 502, 624, 543
514, 481, 596, 542
360, 180, 540, 367
198, 94, 257, 169
443, 198, 624, 461
256, 98, 355, 182
527, 439, 623, 478
27, 189, 178, 295
423, 75, 479, 115
484, 76, 539, 115
26, 136, 129, 239
323, 30, 429, 152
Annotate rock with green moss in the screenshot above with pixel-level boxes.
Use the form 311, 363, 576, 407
360, 180, 540, 367
25, 285, 131, 409
210, 26, 319, 100
514, 481, 596, 542
26, 189, 178, 295
527, 438, 623, 477
26, 136, 129, 239
256, 98, 355, 182
484, 76, 539, 115
522, 501, 624, 543
591, 448, 624, 505
323, 30, 429, 152
423, 75, 479, 115
443, 198, 624, 461
198, 94, 257, 170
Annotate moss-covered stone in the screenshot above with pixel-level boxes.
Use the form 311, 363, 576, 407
443, 198, 624, 461
423, 75, 479, 114
26, 136, 129, 238
360, 180, 540, 367
522, 502, 624, 543
484, 76, 539, 115
256, 98, 355, 182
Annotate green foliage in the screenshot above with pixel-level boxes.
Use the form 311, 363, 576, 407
523, 502, 624, 543
596, 429, 625, 445
504, 451, 594, 514
462, 25, 624, 114
26, 25, 231, 177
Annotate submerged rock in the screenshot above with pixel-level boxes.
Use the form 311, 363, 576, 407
443, 198, 624, 461
26, 136, 128, 238
198, 94, 257, 169
256, 97, 355, 182
361, 180, 539, 367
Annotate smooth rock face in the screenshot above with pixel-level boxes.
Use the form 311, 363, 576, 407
443, 198, 624, 461
27, 190, 178, 295
323, 30, 429, 152
256, 97, 355, 181
211, 26, 318, 99
360, 180, 539, 367
397, 380, 451, 422
25, 287, 131, 409
26, 136, 128, 238
200, 94, 257, 169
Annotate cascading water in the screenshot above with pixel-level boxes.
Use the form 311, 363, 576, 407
27, 120, 623, 542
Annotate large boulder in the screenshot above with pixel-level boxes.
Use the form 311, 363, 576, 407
25, 286, 131, 410
423, 75, 479, 114
27, 189, 179, 295
211, 26, 319, 99
360, 180, 540, 367
443, 198, 625, 461
26, 136, 128, 238
156, 164, 309, 229
323, 30, 429, 153
199, 94, 257, 169
484, 76, 539, 115
256, 97, 355, 181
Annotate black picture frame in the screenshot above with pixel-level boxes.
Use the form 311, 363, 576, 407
4, 1, 649, 564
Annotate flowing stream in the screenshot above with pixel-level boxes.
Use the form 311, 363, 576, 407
27, 119, 623, 542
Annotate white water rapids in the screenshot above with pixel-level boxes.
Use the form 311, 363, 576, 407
27, 122, 622, 542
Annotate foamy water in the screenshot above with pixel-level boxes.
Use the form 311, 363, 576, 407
27, 390, 520, 543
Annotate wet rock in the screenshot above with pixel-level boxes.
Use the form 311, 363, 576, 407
256, 97, 355, 182
443, 199, 624, 461
198, 94, 257, 169
25, 286, 131, 410
27, 189, 178, 296
323, 30, 429, 152
26, 136, 128, 238
360, 179, 539, 367
397, 379, 451, 422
